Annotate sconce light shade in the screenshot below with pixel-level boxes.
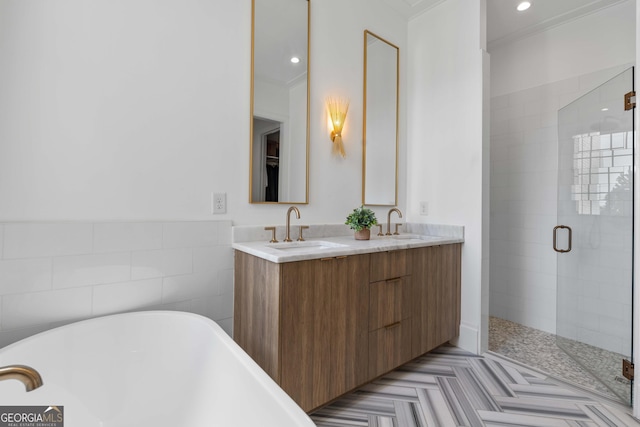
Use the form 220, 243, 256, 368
327, 98, 349, 158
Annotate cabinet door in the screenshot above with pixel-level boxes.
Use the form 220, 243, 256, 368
330, 255, 370, 397
279, 255, 370, 411
233, 251, 281, 380
442, 244, 462, 340
280, 259, 333, 411
410, 244, 462, 358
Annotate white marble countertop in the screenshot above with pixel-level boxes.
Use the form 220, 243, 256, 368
232, 233, 464, 263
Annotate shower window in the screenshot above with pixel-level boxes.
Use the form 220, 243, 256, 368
571, 131, 632, 215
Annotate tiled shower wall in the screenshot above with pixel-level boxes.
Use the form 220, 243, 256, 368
0, 220, 234, 348
489, 65, 631, 338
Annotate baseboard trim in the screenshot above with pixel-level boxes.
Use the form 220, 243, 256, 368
450, 322, 479, 354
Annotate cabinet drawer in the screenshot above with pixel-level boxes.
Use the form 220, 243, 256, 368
370, 250, 408, 282
369, 277, 411, 331
368, 320, 411, 378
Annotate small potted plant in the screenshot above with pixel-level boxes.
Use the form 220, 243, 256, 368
345, 205, 378, 240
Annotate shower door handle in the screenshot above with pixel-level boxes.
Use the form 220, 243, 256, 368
553, 225, 572, 253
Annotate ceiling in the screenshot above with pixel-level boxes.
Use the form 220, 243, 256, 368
254, 0, 630, 87
485, 0, 629, 48
381, 0, 629, 48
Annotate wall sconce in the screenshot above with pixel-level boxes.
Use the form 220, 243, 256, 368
327, 98, 349, 158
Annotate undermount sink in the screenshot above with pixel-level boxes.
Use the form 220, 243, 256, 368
266, 241, 348, 252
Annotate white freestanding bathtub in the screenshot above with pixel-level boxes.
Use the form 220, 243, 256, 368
0, 311, 315, 427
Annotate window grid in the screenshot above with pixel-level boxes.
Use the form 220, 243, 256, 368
571, 131, 632, 215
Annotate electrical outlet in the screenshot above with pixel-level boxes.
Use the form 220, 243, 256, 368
419, 201, 428, 216
212, 193, 226, 214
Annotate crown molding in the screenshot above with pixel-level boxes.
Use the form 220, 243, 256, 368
380, 0, 446, 20
488, 0, 630, 51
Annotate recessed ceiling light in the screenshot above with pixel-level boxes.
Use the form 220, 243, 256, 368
290, 57, 300, 64
601, 107, 609, 112
517, 2, 531, 11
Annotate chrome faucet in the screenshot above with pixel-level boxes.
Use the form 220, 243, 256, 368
284, 206, 301, 242
386, 208, 403, 235
0, 365, 43, 391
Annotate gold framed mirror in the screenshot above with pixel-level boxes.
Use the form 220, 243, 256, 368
249, 0, 310, 204
362, 30, 399, 206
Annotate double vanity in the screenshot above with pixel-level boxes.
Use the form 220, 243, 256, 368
246, 0, 456, 412
232, 221, 463, 412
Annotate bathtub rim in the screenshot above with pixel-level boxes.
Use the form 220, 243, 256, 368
0, 310, 315, 426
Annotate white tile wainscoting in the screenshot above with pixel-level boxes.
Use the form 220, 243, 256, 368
0, 221, 234, 348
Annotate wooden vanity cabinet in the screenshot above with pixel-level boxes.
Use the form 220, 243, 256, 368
234, 251, 370, 412
234, 243, 461, 413
410, 243, 462, 358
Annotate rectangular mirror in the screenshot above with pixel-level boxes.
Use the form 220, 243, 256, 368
250, 0, 310, 204
362, 30, 399, 206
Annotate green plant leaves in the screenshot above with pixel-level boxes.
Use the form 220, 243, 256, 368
345, 205, 378, 231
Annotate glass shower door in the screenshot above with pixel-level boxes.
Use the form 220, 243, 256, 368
556, 67, 634, 405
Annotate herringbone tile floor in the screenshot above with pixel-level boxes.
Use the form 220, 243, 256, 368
311, 346, 638, 427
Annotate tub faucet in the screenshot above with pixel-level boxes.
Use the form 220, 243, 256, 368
0, 365, 43, 391
284, 206, 301, 242
386, 208, 403, 236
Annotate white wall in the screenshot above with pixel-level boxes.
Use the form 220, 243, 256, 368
0, 0, 409, 344
0, 0, 407, 227
491, 1, 635, 97
489, 0, 635, 336
311, 0, 407, 217
407, 0, 487, 353
0, 0, 251, 222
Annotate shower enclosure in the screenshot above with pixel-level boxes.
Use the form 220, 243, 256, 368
556, 67, 634, 404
